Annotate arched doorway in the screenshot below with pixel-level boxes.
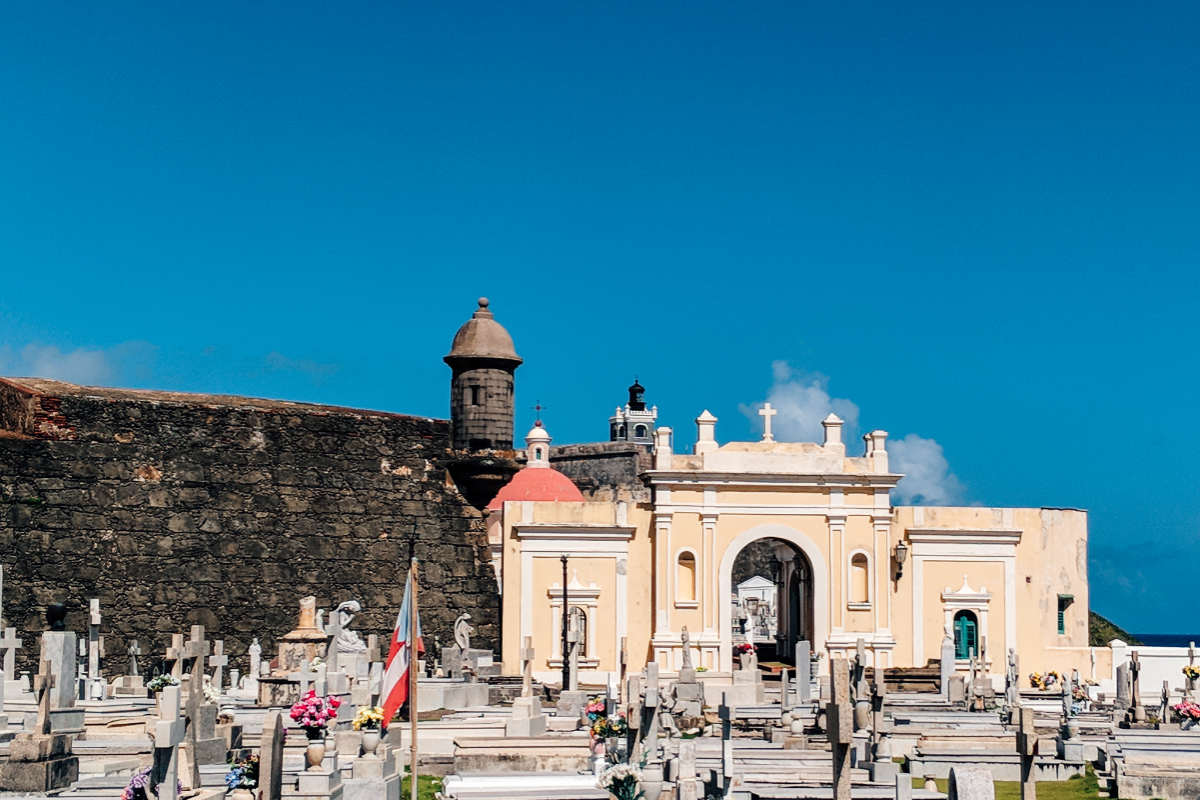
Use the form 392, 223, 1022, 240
731, 539, 814, 663
718, 524, 828, 673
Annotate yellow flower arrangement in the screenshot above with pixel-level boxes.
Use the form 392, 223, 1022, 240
352, 706, 385, 731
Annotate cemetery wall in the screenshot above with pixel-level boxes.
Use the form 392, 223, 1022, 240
0, 378, 499, 677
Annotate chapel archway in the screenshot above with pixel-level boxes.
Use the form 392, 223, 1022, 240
731, 538, 814, 663
718, 524, 828, 673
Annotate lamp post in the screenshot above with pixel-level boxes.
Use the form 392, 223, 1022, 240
561, 554, 570, 691
894, 540, 909, 581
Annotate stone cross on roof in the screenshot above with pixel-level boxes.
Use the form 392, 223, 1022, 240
759, 403, 777, 443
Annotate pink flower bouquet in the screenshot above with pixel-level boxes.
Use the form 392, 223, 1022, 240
289, 690, 342, 739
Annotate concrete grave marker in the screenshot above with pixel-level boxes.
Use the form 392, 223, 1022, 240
949, 766, 995, 800
259, 712, 285, 800
1015, 705, 1037, 800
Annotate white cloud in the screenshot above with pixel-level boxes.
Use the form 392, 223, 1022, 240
889, 433, 965, 506
744, 360, 966, 506
739, 361, 861, 443
5, 344, 116, 385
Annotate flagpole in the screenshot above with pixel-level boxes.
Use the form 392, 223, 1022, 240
409, 558, 419, 800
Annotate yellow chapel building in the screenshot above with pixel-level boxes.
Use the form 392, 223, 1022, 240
489, 408, 1090, 686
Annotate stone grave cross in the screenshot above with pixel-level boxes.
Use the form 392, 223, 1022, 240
164, 634, 185, 679
88, 598, 103, 699
827, 658, 853, 800
208, 640, 227, 694
1015, 705, 1037, 800
1160, 680, 1171, 725
520, 636, 535, 698
759, 403, 777, 442
289, 659, 320, 698
1129, 651, 1145, 723
566, 607, 583, 692
0, 625, 22, 717
128, 640, 142, 677
34, 656, 55, 735
152, 684, 186, 800
323, 612, 343, 674
182, 626, 211, 792
259, 712, 285, 800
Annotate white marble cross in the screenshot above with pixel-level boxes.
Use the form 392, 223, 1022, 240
759, 403, 777, 443
520, 637, 535, 698
153, 684, 186, 800
208, 641, 228, 693
0, 627, 22, 691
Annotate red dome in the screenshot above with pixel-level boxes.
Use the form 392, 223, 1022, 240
487, 467, 584, 510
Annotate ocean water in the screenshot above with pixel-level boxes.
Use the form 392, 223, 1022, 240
1131, 634, 1200, 648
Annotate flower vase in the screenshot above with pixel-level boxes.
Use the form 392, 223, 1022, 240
305, 731, 327, 771
360, 729, 381, 757
1185, 717, 1198, 731
638, 764, 664, 800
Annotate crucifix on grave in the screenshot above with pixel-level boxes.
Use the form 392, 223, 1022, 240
566, 607, 584, 692
521, 636, 535, 698
506, 636, 548, 737
208, 641, 227, 694
1128, 651, 1146, 723
758, 403, 777, 443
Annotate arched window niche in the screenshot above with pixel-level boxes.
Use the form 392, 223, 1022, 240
848, 550, 871, 609
676, 550, 698, 608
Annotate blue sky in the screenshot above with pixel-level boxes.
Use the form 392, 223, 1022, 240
2, 2, 1198, 633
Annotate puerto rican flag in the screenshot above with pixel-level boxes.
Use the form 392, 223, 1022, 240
380, 569, 424, 729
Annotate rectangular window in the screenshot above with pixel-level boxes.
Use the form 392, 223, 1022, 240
1057, 597, 1067, 634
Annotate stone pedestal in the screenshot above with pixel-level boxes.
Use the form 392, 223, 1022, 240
40, 633, 78, 711
22, 707, 85, 736
189, 704, 228, 765
673, 671, 704, 717
0, 732, 79, 792
109, 675, 146, 696
343, 745, 401, 800
557, 690, 589, 719
506, 696, 548, 737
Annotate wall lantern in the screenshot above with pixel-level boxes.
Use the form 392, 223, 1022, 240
893, 540, 909, 580
769, 555, 782, 586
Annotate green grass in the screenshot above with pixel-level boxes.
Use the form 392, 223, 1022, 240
399, 773, 442, 800
913, 767, 1100, 800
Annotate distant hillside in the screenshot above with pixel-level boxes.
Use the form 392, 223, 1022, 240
1090, 610, 1142, 646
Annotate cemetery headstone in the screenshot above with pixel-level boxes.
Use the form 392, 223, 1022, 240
940, 633, 955, 697
259, 712, 285, 800
854, 639, 870, 730
1115, 662, 1130, 712
948, 766, 995, 800
796, 640, 812, 704
1006, 648, 1019, 710
164, 634, 184, 679
508, 638, 547, 736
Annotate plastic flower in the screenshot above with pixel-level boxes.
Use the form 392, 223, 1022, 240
353, 706, 386, 731
290, 690, 340, 731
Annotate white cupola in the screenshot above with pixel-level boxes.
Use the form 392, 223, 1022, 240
525, 421, 552, 467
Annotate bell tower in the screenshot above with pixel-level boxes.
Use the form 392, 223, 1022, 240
445, 297, 523, 451
610, 379, 657, 444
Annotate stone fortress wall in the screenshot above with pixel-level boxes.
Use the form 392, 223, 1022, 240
0, 378, 499, 678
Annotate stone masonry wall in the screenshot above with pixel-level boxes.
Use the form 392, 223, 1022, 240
0, 379, 499, 680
